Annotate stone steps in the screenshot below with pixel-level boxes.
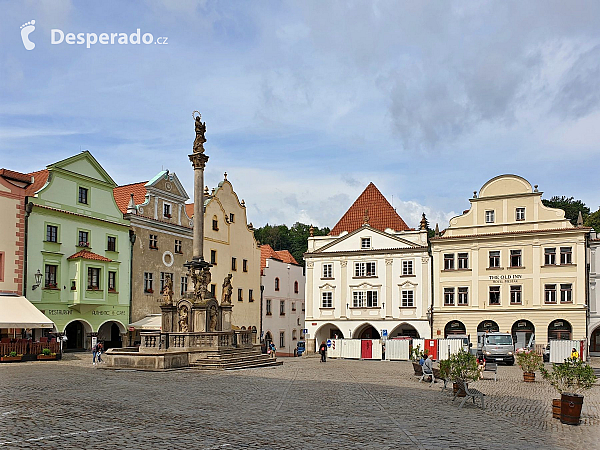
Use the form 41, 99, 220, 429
190, 351, 282, 370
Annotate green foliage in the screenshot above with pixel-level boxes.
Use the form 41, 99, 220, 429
9, 351, 17, 357
515, 349, 543, 373
438, 359, 451, 379
42, 348, 51, 356
448, 350, 479, 382
253, 222, 330, 266
540, 359, 597, 395
584, 208, 600, 233
542, 196, 590, 226
409, 344, 421, 362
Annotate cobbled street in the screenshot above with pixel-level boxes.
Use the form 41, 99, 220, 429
1, 355, 599, 449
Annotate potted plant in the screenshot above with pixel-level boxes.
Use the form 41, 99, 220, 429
439, 359, 451, 380
37, 348, 57, 360
1, 351, 22, 362
515, 348, 543, 382
449, 350, 479, 396
541, 358, 596, 424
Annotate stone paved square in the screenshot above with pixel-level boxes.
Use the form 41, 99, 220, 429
1, 355, 598, 449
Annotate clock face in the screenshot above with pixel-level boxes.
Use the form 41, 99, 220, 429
165, 182, 172, 191
138, 207, 144, 214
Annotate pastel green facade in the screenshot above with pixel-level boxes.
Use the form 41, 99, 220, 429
26, 151, 130, 349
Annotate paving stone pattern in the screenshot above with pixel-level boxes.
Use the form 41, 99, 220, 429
0, 355, 599, 449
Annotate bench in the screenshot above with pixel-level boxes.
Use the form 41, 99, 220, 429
420, 367, 446, 387
483, 362, 497, 381
452, 379, 485, 409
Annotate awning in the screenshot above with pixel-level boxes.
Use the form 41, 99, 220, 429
0, 294, 54, 328
128, 314, 161, 331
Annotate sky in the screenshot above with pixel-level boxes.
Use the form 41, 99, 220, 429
1, 1, 599, 230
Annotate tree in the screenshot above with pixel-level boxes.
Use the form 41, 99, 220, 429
585, 208, 600, 233
254, 222, 330, 266
542, 196, 590, 226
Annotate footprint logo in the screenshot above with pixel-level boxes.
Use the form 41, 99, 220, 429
20, 20, 36, 50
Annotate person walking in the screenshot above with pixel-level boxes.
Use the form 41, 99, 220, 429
319, 340, 327, 363
571, 347, 579, 360
269, 342, 276, 359
96, 342, 104, 364
92, 342, 98, 365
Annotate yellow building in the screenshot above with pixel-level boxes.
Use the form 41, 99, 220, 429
431, 175, 589, 348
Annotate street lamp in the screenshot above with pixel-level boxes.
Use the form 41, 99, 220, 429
426, 307, 433, 337
31, 269, 43, 290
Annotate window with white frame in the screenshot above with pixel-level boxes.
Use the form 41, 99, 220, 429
545, 284, 557, 303
163, 203, 171, 218
489, 286, 501, 305
279, 331, 285, 348
87, 267, 100, 290
402, 260, 413, 275
510, 285, 522, 304
516, 207, 525, 221
266, 299, 272, 315
174, 239, 182, 254
355, 261, 376, 277
489, 250, 500, 268
353, 290, 378, 308
485, 210, 495, 223
180, 276, 188, 295
322, 263, 333, 278
322, 292, 332, 308
510, 249, 522, 267
444, 254, 454, 270
401, 290, 414, 307
144, 272, 153, 293
444, 287, 455, 305
458, 287, 468, 305
544, 248, 556, 265
560, 284, 572, 303
457, 253, 468, 269
280, 300, 285, 315
361, 237, 371, 249
560, 247, 572, 265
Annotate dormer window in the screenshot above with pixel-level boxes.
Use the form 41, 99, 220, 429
361, 237, 371, 249
163, 203, 171, 218
485, 210, 495, 223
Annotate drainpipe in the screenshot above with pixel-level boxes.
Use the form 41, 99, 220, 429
23, 201, 33, 295
128, 229, 136, 347
260, 284, 264, 342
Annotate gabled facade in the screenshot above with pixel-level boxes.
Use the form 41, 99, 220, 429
189, 174, 261, 335
0, 169, 33, 295
304, 183, 431, 352
431, 175, 589, 348
261, 244, 305, 356
25, 151, 131, 349
113, 171, 193, 342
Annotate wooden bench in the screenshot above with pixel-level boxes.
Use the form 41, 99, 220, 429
452, 379, 485, 409
483, 362, 497, 381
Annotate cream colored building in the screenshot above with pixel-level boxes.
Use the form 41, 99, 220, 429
431, 175, 588, 348
195, 175, 261, 334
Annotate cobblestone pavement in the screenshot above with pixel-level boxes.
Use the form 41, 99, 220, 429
0, 354, 599, 449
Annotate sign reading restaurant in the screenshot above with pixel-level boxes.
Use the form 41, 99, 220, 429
489, 274, 523, 284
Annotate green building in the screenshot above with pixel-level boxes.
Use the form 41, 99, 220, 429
26, 151, 131, 350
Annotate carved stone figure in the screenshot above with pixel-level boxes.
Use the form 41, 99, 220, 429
178, 305, 189, 332
162, 275, 173, 305
193, 113, 206, 153
221, 273, 233, 305
208, 305, 218, 331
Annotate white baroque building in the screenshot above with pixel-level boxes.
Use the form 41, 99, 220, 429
304, 183, 432, 352
260, 245, 305, 356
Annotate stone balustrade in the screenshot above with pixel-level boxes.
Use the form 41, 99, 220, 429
140, 329, 254, 351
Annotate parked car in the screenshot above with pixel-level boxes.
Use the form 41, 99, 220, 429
543, 344, 550, 362
294, 341, 305, 357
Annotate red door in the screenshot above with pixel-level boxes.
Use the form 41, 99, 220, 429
361, 340, 372, 359
425, 339, 438, 360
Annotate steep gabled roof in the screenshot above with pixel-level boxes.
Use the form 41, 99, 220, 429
0, 169, 32, 184
25, 170, 49, 196
275, 250, 299, 265
113, 181, 148, 214
330, 182, 410, 235
260, 245, 300, 276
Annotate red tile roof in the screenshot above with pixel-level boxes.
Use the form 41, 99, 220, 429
67, 249, 112, 262
330, 182, 410, 235
25, 170, 49, 196
0, 169, 32, 184
185, 203, 194, 219
275, 250, 299, 265
260, 244, 280, 274
113, 181, 148, 214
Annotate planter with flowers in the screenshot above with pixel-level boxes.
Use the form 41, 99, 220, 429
515, 348, 543, 382
37, 348, 57, 360
1, 351, 22, 362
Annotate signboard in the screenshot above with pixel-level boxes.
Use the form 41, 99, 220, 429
303, 329, 308, 334
327, 339, 332, 348
382, 329, 388, 337
91, 336, 97, 348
